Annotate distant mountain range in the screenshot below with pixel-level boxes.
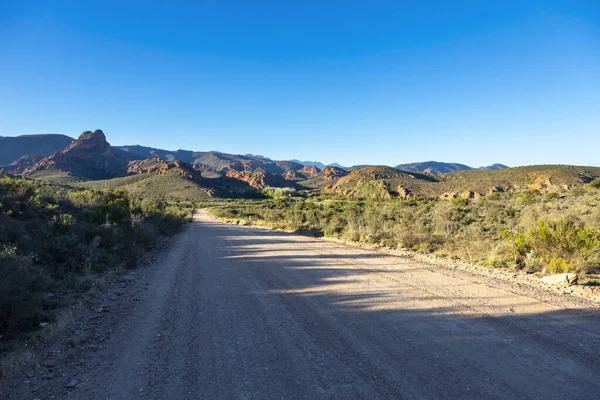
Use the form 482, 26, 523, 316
0, 132, 506, 178
395, 161, 509, 175
289, 160, 346, 170
0, 134, 74, 165
3, 131, 599, 201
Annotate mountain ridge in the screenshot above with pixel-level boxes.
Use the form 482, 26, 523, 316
395, 161, 509, 175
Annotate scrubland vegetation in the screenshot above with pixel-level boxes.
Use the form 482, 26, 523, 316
0, 173, 194, 343
212, 180, 600, 277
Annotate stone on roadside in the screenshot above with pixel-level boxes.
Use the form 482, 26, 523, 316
66, 379, 80, 388
540, 273, 578, 286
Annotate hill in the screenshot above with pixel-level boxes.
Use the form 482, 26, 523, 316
324, 166, 439, 199
0, 134, 74, 165
441, 165, 600, 194
80, 167, 216, 200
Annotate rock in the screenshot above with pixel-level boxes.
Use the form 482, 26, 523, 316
42, 373, 55, 380
320, 166, 348, 181
439, 192, 459, 200
488, 186, 506, 194
540, 273, 578, 286
298, 165, 320, 178
530, 175, 554, 191
282, 171, 300, 181
225, 169, 294, 189
66, 379, 80, 388
97, 307, 110, 313
397, 187, 412, 199
122, 272, 137, 282
461, 191, 483, 199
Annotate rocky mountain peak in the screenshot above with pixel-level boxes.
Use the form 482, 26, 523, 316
63, 129, 112, 155
79, 129, 106, 141
25, 129, 127, 179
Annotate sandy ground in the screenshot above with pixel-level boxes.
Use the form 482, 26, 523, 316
2, 209, 600, 399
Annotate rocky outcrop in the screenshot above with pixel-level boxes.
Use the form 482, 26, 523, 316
439, 192, 459, 200
461, 191, 483, 199
320, 166, 348, 181
127, 156, 167, 174
488, 186, 506, 194
128, 157, 204, 182
397, 187, 412, 199
25, 130, 128, 179
220, 161, 266, 173
225, 170, 294, 189
283, 171, 300, 181
298, 165, 320, 179
530, 175, 554, 191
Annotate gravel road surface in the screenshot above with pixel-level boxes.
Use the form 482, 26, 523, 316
8, 209, 600, 399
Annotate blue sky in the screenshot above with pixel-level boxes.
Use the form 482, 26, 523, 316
1, 1, 599, 167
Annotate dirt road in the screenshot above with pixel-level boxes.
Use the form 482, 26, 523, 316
10, 209, 600, 399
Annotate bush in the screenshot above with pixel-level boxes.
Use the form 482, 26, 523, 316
212, 187, 600, 275
512, 218, 600, 273
0, 176, 191, 341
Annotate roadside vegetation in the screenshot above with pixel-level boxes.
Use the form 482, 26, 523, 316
0, 173, 195, 345
211, 180, 600, 277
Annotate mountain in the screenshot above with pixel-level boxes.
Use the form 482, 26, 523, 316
25, 130, 130, 180
115, 145, 194, 162
395, 161, 473, 175
290, 160, 347, 170
328, 162, 346, 169
0, 134, 74, 165
395, 161, 509, 175
116, 146, 303, 174
289, 160, 326, 170
477, 163, 510, 171
244, 154, 271, 161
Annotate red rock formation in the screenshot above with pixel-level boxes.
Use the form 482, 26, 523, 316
298, 165, 320, 178
320, 166, 348, 181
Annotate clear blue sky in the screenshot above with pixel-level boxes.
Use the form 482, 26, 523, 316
1, 1, 599, 167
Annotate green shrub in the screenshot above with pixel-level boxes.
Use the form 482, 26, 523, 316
512, 218, 600, 272
0, 176, 191, 341
546, 257, 575, 274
